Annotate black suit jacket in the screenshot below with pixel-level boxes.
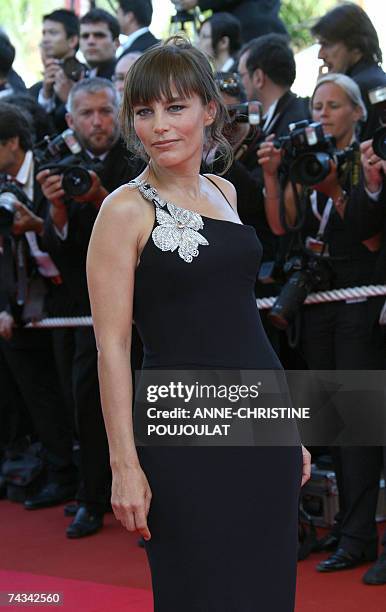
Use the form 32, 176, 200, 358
119, 30, 159, 57
264, 90, 311, 139
42, 140, 144, 316
347, 59, 386, 141
0, 171, 57, 348
198, 0, 287, 42
93, 58, 116, 80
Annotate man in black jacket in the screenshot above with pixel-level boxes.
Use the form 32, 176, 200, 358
238, 33, 310, 142
311, 2, 386, 141
29, 9, 80, 133
172, 0, 287, 42
116, 0, 158, 57
0, 103, 77, 507
37, 78, 143, 538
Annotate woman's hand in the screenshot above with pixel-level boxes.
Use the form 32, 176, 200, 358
361, 139, 385, 193
301, 445, 311, 487
111, 465, 152, 541
257, 135, 282, 177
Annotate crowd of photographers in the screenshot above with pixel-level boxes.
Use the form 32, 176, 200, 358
1, 0, 386, 586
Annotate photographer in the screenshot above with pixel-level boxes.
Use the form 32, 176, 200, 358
37, 78, 143, 538
0, 102, 77, 508
258, 74, 386, 573
311, 2, 386, 141
238, 34, 310, 150
29, 10, 80, 132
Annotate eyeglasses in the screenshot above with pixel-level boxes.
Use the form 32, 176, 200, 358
112, 74, 125, 83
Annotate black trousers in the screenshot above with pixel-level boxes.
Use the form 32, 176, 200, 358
300, 299, 386, 555
0, 329, 76, 484
52, 326, 110, 515
51, 325, 143, 515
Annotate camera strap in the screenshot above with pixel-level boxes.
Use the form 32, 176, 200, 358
15, 238, 28, 306
310, 191, 333, 239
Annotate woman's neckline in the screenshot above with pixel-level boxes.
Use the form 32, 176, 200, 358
132, 175, 252, 228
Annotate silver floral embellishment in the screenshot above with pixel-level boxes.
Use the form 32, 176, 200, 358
153, 203, 209, 263
132, 179, 209, 263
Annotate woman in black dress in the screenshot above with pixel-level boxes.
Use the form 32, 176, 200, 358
87, 37, 310, 611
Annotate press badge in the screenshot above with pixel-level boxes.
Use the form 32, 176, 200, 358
305, 236, 329, 256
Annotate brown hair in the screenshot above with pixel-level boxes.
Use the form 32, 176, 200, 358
119, 35, 233, 173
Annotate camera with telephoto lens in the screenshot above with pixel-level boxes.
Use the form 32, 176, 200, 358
369, 86, 386, 159
34, 129, 103, 198
276, 120, 357, 186
59, 57, 89, 82
0, 182, 31, 237
267, 254, 332, 330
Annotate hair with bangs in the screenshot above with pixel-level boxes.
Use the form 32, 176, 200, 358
120, 36, 233, 172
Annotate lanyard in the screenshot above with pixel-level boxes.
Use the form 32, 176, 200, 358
310, 191, 333, 238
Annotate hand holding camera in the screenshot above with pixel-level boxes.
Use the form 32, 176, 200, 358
36, 169, 65, 208
42, 57, 61, 99
53, 67, 74, 104
42, 56, 87, 103
69, 170, 108, 207
360, 139, 385, 194
257, 135, 283, 177
35, 129, 105, 202
11, 202, 44, 237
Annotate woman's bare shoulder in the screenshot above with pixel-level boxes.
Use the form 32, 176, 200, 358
202, 173, 237, 209
98, 182, 151, 228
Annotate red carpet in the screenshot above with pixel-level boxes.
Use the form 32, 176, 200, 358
1, 499, 386, 611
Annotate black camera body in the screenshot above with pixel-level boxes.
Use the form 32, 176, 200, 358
276, 120, 356, 186
34, 129, 103, 197
227, 101, 262, 126
267, 254, 332, 330
369, 86, 386, 159
0, 182, 31, 237
59, 57, 89, 82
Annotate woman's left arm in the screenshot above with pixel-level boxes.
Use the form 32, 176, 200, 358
301, 445, 311, 487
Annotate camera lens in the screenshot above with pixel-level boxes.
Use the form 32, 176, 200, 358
268, 270, 314, 329
290, 152, 331, 186
62, 167, 92, 197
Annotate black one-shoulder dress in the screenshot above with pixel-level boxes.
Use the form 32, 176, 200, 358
132, 177, 302, 612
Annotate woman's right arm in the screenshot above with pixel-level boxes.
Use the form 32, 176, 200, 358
86, 186, 151, 541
